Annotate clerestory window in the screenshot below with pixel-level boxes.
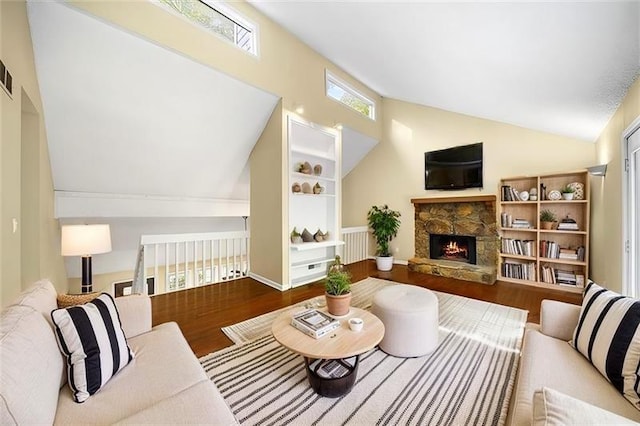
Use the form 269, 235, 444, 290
158, 0, 257, 55
325, 70, 375, 120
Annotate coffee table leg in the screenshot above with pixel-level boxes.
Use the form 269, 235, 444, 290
304, 356, 359, 398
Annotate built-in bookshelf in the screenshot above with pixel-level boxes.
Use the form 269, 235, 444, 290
288, 115, 343, 287
498, 170, 590, 293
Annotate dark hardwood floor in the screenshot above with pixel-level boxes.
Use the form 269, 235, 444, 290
151, 260, 582, 358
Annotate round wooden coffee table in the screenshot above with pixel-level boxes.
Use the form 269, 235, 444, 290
272, 306, 384, 397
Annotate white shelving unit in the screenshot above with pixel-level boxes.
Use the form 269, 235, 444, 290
288, 115, 342, 287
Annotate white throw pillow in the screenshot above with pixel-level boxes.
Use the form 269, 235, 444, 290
571, 281, 640, 410
533, 387, 639, 425
51, 293, 133, 403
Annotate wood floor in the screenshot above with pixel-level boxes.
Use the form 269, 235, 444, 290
151, 260, 582, 358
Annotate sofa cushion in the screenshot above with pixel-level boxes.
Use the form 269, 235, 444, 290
12, 278, 57, 323
571, 281, 640, 410
52, 293, 133, 403
510, 328, 640, 425
533, 387, 638, 425
0, 305, 63, 425
54, 322, 215, 424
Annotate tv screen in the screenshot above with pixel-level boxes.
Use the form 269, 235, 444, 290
425, 142, 483, 190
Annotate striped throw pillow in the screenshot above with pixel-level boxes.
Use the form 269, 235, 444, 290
51, 293, 133, 403
571, 281, 640, 410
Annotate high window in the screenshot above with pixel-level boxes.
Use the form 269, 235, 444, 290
158, 0, 257, 55
325, 70, 375, 120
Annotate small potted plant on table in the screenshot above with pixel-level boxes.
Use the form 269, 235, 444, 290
325, 256, 351, 316
540, 209, 557, 230
367, 204, 401, 271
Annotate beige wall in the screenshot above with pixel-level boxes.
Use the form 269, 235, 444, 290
343, 98, 596, 263
250, 102, 287, 285
69, 0, 382, 143
1, 1, 67, 306
591, 78, 640, 292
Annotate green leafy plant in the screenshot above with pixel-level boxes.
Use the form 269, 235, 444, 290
290, 227, 301, 238
325, 269, 351, 296
367, 204, 401, 257
561, 185, 575, 194
540, 209, 557, 222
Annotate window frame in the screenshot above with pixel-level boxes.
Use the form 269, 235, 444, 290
325, 70, 376, 121
154, 0, 259, 57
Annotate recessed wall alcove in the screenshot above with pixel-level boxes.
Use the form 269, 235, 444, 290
409, 195, 498, 285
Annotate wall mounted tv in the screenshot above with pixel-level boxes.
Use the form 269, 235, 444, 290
424, 142, 483, 190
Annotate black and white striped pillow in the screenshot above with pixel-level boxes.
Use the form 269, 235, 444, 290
572, 281, 640, 410
51, 293, 133, 403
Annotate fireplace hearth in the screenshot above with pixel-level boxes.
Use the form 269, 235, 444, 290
429, 234, 477, 264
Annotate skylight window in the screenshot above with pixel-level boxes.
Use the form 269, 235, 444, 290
158, 0, 257, 55
326, 70, 375, 120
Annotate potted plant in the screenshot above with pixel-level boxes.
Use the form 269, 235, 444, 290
540, 209, 557, 230
367, 204, 401, 271
561, 185, 575, 200
324, 256, 351, 316
290, 227, 303, 244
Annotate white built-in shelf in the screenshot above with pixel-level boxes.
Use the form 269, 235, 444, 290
291, 257, 335, 268
290, 146, 335, 161
290, 192, 335, 198
290, 240, 345, 251
291, 172, 335, 183
291, 270, 327, 286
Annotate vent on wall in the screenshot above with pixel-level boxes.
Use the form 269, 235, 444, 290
1, 60, 13, 97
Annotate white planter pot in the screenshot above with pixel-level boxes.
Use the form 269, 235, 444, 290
562, 193, 574, 200
376, 256, 394, 271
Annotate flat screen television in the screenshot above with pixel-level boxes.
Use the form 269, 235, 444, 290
425, 142, 483, 190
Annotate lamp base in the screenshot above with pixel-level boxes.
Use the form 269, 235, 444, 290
81, 255, 93, 294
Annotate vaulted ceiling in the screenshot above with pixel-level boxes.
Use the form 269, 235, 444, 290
250, 1, 640, 142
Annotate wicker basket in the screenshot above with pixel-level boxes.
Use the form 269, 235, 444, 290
57, 292, 99, 309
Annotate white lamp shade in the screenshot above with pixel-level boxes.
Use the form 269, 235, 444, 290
61, 224, 112, 256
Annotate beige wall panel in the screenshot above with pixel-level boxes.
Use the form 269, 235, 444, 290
69, 0, 381, 142
592, 78, 640, 292
1, 1, 67, 307
343, 98, 596, 264
250, 101, 287, 285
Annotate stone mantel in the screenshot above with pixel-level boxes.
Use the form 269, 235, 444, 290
411, 195, 496, 205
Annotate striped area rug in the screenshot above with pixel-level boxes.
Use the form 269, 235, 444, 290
201, 286, 527, 426
221, 277, 395, 344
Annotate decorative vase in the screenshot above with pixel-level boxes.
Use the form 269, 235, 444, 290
375, 256, 394, 271
325, 292, 351, 316
540, 221, 554, 230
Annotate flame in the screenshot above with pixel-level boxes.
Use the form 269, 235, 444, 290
443, 241, 468, 258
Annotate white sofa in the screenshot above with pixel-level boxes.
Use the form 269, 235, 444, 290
509, 299, 640, 425
0, 279, 237, 425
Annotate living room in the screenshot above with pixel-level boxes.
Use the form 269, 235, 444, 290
2, 0, 640, 425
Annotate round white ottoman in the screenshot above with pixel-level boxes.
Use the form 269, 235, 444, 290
371, 284, 439, 357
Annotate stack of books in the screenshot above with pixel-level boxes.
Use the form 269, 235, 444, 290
291, 309, 340, 339
511, 219, 532, 229
501, 185, 523, 201
558, 246, 585, 261
557, 217, 579, 231
540, 266, 585, 288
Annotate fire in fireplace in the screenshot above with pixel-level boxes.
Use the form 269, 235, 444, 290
429, 234, 477, 264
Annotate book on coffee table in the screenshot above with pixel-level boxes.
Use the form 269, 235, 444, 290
291, 309, 340, 339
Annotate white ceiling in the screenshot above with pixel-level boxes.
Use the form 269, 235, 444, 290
28, 1, 278, 202
250, 1, 640, 142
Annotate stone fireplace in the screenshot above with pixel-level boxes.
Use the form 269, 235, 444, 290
409, 195, 498, 284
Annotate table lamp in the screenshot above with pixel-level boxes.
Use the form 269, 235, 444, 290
61, 224, 112, 293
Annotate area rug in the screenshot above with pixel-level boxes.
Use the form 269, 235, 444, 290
221, 277, 395, 344
201, 282, 528, 426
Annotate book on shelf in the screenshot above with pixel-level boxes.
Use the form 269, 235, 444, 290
501, 238, 534, 256
501, 261, 535, 281
557, 216, 579, 231
540, 266, 585, 288
291, 309, 340, 339
501, 185, 523, 202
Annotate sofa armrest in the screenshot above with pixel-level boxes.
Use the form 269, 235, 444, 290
114, 294, 152, 339
539, 299, 581, 341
